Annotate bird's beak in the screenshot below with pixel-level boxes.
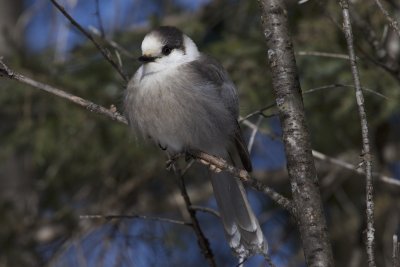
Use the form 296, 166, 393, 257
138, 55, 157, 63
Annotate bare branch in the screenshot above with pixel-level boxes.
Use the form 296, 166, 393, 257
373, 0, 400, 37
303, 83, 388, 100
241, 82, 388, 125
338, 1, 376, 266
239, 102, 276, 122
239, 118, 399, 188
0, 58, 292, 217
79, 214, 192, 226
173, 165, 216, 267
0, 58, 127, 124
89, 27, 136, 59
296, 50, 351, 60
190, 205, 220, 218
312, 150, 400, 187
49, 0, 129, 82
247, 115, 263, 153
187, 149, 294, 213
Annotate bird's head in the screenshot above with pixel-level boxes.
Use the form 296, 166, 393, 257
139, 26, 200, 68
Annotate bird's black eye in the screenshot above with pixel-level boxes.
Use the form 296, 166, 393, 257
162, 46, 172, 55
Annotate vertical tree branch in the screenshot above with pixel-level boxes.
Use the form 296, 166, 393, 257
257, 1, 334, 266
175, 171, 216, 267
338, 1, 376, 266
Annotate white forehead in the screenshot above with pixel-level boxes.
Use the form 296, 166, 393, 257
141, 33, 162, 55
140, 31, 200, 61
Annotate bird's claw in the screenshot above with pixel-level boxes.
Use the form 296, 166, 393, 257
199, 159, 222, 173
166, 153, 183, 171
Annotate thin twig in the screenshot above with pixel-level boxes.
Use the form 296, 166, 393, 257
239, 118, 400, 188
312, 150, 400, 187
79, 214, 192, 226
174, 165, 216, 267
247, 115, 263, 153
373, 0, 400, 37
49, 0, 129, 82
89, 27, 136, 58
316, 0, 400, 83
240, 117, 399, 190
296, 50, 351, 60
339, 1, 376, 266
303, 83, 388, 100
241, 83, 387, 125
239, 102, 275, 122
190, 205, 220, 218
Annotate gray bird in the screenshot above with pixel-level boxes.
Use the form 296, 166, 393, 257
124, 26, 267, 258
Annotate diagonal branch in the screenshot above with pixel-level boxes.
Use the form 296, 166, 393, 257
0, 58, 127, 124
372, 0, 400, 37
79, 214, 192, 226
296, 50, 351, 60
239, 117, 400, 188
187, 149, 293, 213
312, 150, 400, 187
49, 0, 129, 82
338, 1, 376, 266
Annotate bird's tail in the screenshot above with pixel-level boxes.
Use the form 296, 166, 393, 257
210, 170, 268, 258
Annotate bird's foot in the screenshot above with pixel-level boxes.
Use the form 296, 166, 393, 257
198, 158, 223, 173
166, 152, 183, 171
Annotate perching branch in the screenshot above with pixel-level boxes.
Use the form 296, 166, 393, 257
187, 149, 294, 213
257, 0, 335, 266
0, 58, 292, 213
338, 1, 376, 266
49, 0, 129, 82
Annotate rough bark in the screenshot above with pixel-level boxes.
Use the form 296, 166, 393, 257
338, 1, 376, 266
257, 0, 334, 266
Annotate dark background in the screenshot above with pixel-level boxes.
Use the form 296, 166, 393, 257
0, 0, 399, 266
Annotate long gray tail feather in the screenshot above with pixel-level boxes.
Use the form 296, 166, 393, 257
210, 170, 268, 258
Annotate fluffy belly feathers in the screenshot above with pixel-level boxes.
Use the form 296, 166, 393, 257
127, 69, 233, 154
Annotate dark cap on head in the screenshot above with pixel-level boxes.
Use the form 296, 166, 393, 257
152, 26, 184, 50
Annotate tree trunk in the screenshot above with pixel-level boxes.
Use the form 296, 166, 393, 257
257, 0, 335, 266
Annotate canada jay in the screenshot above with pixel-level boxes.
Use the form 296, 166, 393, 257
124, 26, 267, 258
